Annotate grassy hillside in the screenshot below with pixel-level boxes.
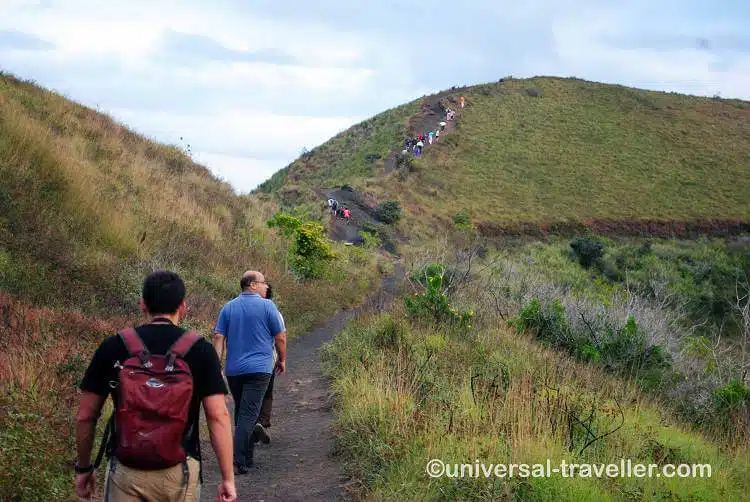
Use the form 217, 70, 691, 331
322, 233, 749, 501
263, 77, 750, 238
0, 72, 384, 501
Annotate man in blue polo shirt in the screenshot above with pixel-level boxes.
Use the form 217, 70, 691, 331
213, 270, 287, 474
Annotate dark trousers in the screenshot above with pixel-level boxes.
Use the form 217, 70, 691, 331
258, 371, 274, 427
227, 373, 271, 466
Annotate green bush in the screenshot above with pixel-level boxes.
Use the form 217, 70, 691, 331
570, 237, 604, 268
452, 209, 471, 227
268, 212, 335, 280
358, 229, 381, 249
513, 300, 671, 385
374, 200, 402, 224
713, 380, 750, 411
405, 263, 473, 328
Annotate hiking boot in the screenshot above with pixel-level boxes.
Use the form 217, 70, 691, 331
254, 423, 270, 444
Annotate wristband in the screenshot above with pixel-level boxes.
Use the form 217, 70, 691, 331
74, 462, 95, 474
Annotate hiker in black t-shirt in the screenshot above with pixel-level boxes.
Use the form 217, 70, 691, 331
75, 270, 237, 502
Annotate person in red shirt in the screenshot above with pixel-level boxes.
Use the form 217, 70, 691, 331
342, 208, 351, 224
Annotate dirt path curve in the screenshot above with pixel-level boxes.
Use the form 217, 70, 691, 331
199, 264, 403, 502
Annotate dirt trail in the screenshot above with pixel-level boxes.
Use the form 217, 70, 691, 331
383, 90, 464, 174
199, 265, 403, 502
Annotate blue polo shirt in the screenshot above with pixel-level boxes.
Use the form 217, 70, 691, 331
214, 292, 285, 375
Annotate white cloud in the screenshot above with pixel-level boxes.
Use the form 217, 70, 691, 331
550, 5, 750, 99
2, 0, 748, 195
192, 152, 283, 193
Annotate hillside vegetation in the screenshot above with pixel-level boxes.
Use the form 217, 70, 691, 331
263, 77, 750, 239
322, 231, 749, 501
0, 72, 383, 501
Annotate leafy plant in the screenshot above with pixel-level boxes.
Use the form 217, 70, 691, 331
374, 200, 402, 224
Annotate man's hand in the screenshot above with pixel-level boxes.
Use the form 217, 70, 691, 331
75, 471, 96, 500
216, 479, 237, 501
275, 359, 286, 375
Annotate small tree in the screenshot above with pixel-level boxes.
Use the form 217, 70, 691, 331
570, 237, 604, 268
268, 212, 335, 280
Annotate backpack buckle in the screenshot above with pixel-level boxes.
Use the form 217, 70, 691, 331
165, 353, 177, 372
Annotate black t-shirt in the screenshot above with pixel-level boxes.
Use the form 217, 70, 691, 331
79, 323, 228, 461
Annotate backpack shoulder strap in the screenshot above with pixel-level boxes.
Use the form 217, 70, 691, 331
165, 329, 202, 371
118, 328, 150, 366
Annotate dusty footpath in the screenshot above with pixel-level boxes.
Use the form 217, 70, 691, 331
199, 267, 402, 502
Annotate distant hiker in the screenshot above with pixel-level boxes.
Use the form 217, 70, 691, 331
343, 207, 352, 223
460, 96, 465, 108
435, 129, 440, 141
439, 121, 446, 130
404, 138, 412, 150
256, 281, 284, 434
213, 270, 287, 475
75, 270, 237, 502
327, 198, 338, 214
428, 131, 434, 144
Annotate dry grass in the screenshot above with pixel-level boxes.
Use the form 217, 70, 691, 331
323, 307, 750, 501
0, 72, 386, 501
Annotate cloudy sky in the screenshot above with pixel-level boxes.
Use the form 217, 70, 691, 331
1, 0, 748, 192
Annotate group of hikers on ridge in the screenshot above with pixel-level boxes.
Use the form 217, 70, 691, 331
74, 270, 287, 502
402, 97, 462, 157
327, 197, 352, 224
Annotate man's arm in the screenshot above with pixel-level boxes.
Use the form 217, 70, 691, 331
75, 391, 107, 466
203, 394, 235, 482
274, 331, 287, 374
212, 333, 226, 368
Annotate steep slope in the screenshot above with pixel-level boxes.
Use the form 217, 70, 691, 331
262, 77, 750, 240
0, 72, 383, 501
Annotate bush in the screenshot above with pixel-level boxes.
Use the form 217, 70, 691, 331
526, 87, 541, 98
361, 222, 397, 253
358, 229, 381, 250
713, 380, 750, 411
405, 263, 473, 328
374, 200, 402, 224
267, 212, 335, 280
513, 300, 672, 385
452, 209, 470, 227
570, 237, 604, 268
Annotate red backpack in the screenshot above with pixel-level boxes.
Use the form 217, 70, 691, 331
104, 327, 202, 470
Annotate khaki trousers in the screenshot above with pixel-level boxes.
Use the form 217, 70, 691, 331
103, 457, 200, 502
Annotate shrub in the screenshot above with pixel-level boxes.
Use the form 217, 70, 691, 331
358, 229, 381, 250
452, 209, 470, 227
268, 212, 335, 280
405, 263, 473, 328
570, 237, 604, 268
713, 380, 750, 411
525, 87, 541, 98
374, 200, 402, 224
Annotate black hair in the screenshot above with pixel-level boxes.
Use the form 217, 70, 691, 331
142, 270, 185, 315
265, 283, 273, 300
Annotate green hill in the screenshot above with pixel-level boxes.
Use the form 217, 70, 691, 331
261, 77, 750, 240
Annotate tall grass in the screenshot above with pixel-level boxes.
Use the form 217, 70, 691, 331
323, 308, 749, 501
